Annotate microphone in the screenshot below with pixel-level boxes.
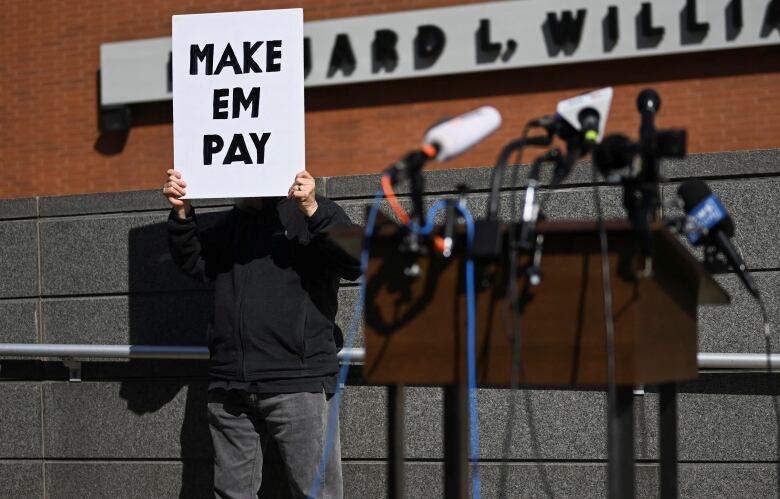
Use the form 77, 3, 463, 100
677, 179, 759, 298
594, 131, 686, 178
554, 86, 614, 145
422, 106, 502, 161
388, 106, 502, 183
480, 89, 613, 257
547, 87, 614, 185
637, 88, 661, 115
593, 134, 638, 178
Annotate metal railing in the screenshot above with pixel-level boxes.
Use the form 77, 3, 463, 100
0, 344, 777, 370
0, 344, 365, 381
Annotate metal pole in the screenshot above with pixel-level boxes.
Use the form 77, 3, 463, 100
387, 384, 405, 499
443, 383, 468, 499
659, 383, 679, 499
609, 386, 634, 499
0, 345, 779, 370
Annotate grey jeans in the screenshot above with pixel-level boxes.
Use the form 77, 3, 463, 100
207, 389, 343, 499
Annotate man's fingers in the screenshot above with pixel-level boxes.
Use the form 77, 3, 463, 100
169, 184, 186, 197
289, 182, 313, 191
162, 170, 190, 212
164, 182, 186, 197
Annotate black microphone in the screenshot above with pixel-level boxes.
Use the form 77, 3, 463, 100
637, 88, 661, 115
593, 134, 639, 177
677, 179, 759, 298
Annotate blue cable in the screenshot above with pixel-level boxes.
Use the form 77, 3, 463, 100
310, 192, 480, 499
454, 201, 480, 499
413, 199, 481, 499
415, 199, 449, 235
309, 189, 384, 499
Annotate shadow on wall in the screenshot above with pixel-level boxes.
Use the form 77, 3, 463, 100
123, 219, 213, 498
122, 215, 295, 498
94, 70, 173, 156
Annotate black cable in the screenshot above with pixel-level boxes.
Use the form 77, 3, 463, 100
488, 124, 550, 221
498, 130, 528, 499
759, 296, 772, 373
499, 128, 558, 498
754, 293, 780, 498
592, 167, 619, 499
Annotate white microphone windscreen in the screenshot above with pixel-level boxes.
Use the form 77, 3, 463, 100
422, 106, 502, 162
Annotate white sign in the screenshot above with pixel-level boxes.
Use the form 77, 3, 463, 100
172, 9, 305, 199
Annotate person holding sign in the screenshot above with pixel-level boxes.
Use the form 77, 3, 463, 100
164, 168, 359, 498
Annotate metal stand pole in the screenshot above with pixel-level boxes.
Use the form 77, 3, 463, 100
388, 384, 405, 499
609, 386, 635, 498
444, 383, 468, 499
659, 383, 679, 499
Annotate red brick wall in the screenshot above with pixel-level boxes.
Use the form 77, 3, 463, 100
1, 0, 778, 198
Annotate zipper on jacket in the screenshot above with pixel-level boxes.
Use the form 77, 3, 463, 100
233, 216, 252, 382
236, 265, 251, 382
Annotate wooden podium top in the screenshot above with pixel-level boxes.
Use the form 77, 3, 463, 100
330, 220, 728, 387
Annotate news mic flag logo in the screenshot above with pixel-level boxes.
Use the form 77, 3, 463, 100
687, 194, 727, 245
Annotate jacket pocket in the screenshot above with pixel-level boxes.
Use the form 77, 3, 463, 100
302, 298, 336, 360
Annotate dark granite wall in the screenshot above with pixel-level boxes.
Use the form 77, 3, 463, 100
1, 149, 779, 498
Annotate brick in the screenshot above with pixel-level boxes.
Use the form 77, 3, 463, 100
1, 2, 778, 200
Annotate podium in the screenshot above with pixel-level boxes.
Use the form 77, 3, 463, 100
331, 220, 729, 498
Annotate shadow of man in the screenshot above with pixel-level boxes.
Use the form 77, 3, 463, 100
123, 218, 215, 498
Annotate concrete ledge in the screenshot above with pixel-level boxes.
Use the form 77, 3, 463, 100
39, 190, 234, 218
0, 197, 37, 220
662, 149, 780, 180
324, 149, 780, 200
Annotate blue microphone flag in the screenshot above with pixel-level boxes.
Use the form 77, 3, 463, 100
687, 194, 728, 244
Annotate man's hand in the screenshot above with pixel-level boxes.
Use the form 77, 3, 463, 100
163, 169, 191, 219
288, 170, 318, 217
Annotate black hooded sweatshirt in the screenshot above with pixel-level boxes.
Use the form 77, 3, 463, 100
167, 195, 360, 387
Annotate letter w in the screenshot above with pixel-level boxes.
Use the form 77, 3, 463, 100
546, 9, 587, 51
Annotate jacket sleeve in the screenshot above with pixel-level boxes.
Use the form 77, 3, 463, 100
305, 195, 362, 281
167, 207, 227, 283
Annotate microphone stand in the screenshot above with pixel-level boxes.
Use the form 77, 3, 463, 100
487, 134, 552, 222
628, 90, 664, 266
385, 150, 431, 259
408, 168, 425, 255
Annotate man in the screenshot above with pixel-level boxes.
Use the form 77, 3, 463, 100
163, 168, 360, 498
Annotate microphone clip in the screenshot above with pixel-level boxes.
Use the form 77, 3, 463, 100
703, 244, 732, 274
385, 149, 433, 185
